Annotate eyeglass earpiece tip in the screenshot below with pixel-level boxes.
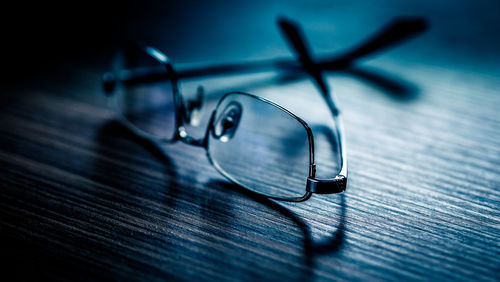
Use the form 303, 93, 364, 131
103, 73, 116, 95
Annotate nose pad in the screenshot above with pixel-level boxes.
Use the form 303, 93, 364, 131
185, 85, 205, 126
212, 101, 242, 142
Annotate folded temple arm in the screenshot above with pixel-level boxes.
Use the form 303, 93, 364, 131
278, 17, 348, 194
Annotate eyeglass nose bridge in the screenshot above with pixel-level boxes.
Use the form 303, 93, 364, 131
177, 100, 243, 148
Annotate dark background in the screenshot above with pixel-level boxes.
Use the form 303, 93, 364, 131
1, 0, 500, 281
3, 0, 500, 82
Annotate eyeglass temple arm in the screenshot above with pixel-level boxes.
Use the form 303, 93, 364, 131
319, 17, 427, 69
103, 17, 427, 93
277, 17, 338, 109
278, 16, 348, 194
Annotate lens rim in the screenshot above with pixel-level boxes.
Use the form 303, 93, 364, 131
205, 92, 315, 202
111, 44, 185, 143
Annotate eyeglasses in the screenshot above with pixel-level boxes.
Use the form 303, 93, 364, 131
102, 17, 426, 201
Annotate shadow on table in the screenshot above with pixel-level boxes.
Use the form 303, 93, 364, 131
206, 179, 346, 264
88, 120, 346, 280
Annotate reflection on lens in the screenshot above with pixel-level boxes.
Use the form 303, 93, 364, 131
114, 47, 177, 140
208, 93, 311, 199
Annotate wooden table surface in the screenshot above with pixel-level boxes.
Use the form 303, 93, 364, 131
1, 1, 499, 281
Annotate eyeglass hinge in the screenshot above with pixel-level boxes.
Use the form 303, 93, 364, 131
306, 175, 346, 194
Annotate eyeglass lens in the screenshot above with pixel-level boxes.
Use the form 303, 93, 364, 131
114, 49, 177, 140
208, 93, 311, 199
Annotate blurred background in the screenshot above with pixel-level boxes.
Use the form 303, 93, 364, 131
3, 0, 500, 82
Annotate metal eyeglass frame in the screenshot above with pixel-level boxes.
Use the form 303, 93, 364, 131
104, 44, 346, 202
103, 16, 427, 201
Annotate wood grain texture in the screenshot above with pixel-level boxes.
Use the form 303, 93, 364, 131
2, 2, 500, 281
